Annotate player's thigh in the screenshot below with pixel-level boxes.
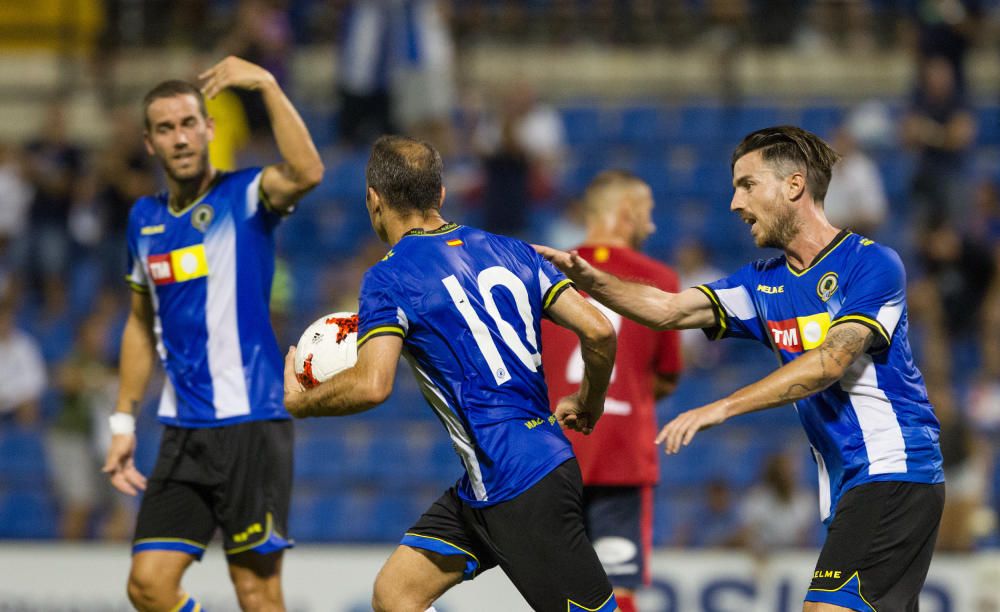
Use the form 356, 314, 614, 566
373, 545, 466, 610
583, 485, 649, 593
129, 550, 196, 595
804, 482, 944, 612
477, 459, 615, 612
803, 603, 855, 612
227, 550, 284, 608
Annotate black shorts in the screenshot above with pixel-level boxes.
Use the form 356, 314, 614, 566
583, 485, 653, 591
132, 419, 294, 560
805, 481, 945, 612
402, 458, 616, 612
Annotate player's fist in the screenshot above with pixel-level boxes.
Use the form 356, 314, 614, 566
554, 392, 602, 435
532, 244, 599, 291
199, 56, 276, 99
283, 346, 305, 399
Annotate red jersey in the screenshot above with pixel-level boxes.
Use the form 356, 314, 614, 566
542, 246, 682, 486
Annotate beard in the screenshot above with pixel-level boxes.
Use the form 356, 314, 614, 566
754, 201, 801, 249
163, 149, 209, 184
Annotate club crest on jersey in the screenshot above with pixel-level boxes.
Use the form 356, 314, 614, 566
817, 272, 838, 302
191, 204, 214, 232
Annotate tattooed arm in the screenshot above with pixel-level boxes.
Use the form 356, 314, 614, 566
656, 322, 874, 454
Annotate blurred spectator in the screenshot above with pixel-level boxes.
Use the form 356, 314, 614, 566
46, 313, 130, 540
0, 294, 46, 427
218, 0, 293, 142
901, 56, 976, 229
0, 142, 33, 279
92, 108, 157, 285
824, 105, 890, 237
474, 82, 566, 237
907, 0, 984, 95
543, 197, 588, 250
915, 223, 995, 342
933, 387, 991, 551
673, 240, 723, 369
23, 102, 83, 312
337, 0, 455, 150
682, 479, 743, 548
739, 453, 814, 554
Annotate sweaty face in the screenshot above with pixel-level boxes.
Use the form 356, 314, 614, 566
144, 94, 212, 183
730, 151, 801, 249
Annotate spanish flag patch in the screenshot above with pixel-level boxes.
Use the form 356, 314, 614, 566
446, 239, 463, 247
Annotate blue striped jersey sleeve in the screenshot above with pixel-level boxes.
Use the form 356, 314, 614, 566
830, 245, 905, 353
697, 264, 768, 345
357, 265, 408, 348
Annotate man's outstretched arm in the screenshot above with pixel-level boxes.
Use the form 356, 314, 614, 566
200, 56, 324, 212
657, 322, 874, 453
283, 334, 402, 418
534, 244, 716, 331
545, 288, 617, 435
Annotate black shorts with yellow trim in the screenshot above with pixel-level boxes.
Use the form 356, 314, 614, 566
133, 419, 295, 559
804, 481, 944, 612
402, 459, 616, 612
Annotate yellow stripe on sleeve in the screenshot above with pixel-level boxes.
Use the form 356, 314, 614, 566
695, 285, 728, 340
831, 314, 890, 346
543, 279, 574, 310
357, 325, 406, 348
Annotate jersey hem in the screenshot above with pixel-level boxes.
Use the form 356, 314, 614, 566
461, 449, 577, 509
156, 412, 290, 429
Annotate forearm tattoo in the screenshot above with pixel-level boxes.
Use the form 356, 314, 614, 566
778, 324, 872, 403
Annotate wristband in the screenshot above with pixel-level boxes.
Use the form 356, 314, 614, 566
109, 412, 136, 435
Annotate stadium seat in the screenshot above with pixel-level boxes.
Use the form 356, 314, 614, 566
0, 429, 48, 486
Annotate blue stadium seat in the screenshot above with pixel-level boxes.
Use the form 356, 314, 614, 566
0, 429, 48, 486
0, 489, 57, 539
977, 106, 1000, 146
560, 106, 605, 147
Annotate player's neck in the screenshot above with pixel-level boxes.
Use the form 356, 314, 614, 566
782, 213, 842, 270
386, 211, 449, 246
167, 167, 218, 213
580, 229, 632, 250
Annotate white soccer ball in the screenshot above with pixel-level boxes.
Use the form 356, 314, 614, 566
294, 312, 359, 388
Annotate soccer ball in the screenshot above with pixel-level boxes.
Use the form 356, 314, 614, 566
293, 312, 359, 388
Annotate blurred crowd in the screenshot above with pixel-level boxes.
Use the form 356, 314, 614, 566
0, 0, 999, 556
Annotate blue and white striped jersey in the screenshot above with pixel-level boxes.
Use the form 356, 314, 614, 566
125, 168, 288, 428
357, 224, 575, 507
698, 230, 944, 523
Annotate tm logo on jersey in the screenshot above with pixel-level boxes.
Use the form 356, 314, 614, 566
768, 313, 831, 352
148, 244, 209, 285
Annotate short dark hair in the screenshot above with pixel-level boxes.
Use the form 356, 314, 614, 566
142, 80, 207, 129
366, 135, 443, 213
731, 126, 841, 203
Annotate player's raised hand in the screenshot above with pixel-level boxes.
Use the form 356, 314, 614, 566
532, 244, 600, 291
655, 401, 729, 454
554, 392, 602, 435
283, 346, 305, 401
102, 434, 146, 496
199, 56, 276, 99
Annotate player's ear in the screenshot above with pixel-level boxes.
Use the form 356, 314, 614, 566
437, 186, 446, 210
143, 131, 155, 157
786, 171, 806, 201
204, 114, 215, 142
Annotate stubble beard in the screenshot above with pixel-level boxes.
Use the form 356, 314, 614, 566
757, 203, 802, 250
